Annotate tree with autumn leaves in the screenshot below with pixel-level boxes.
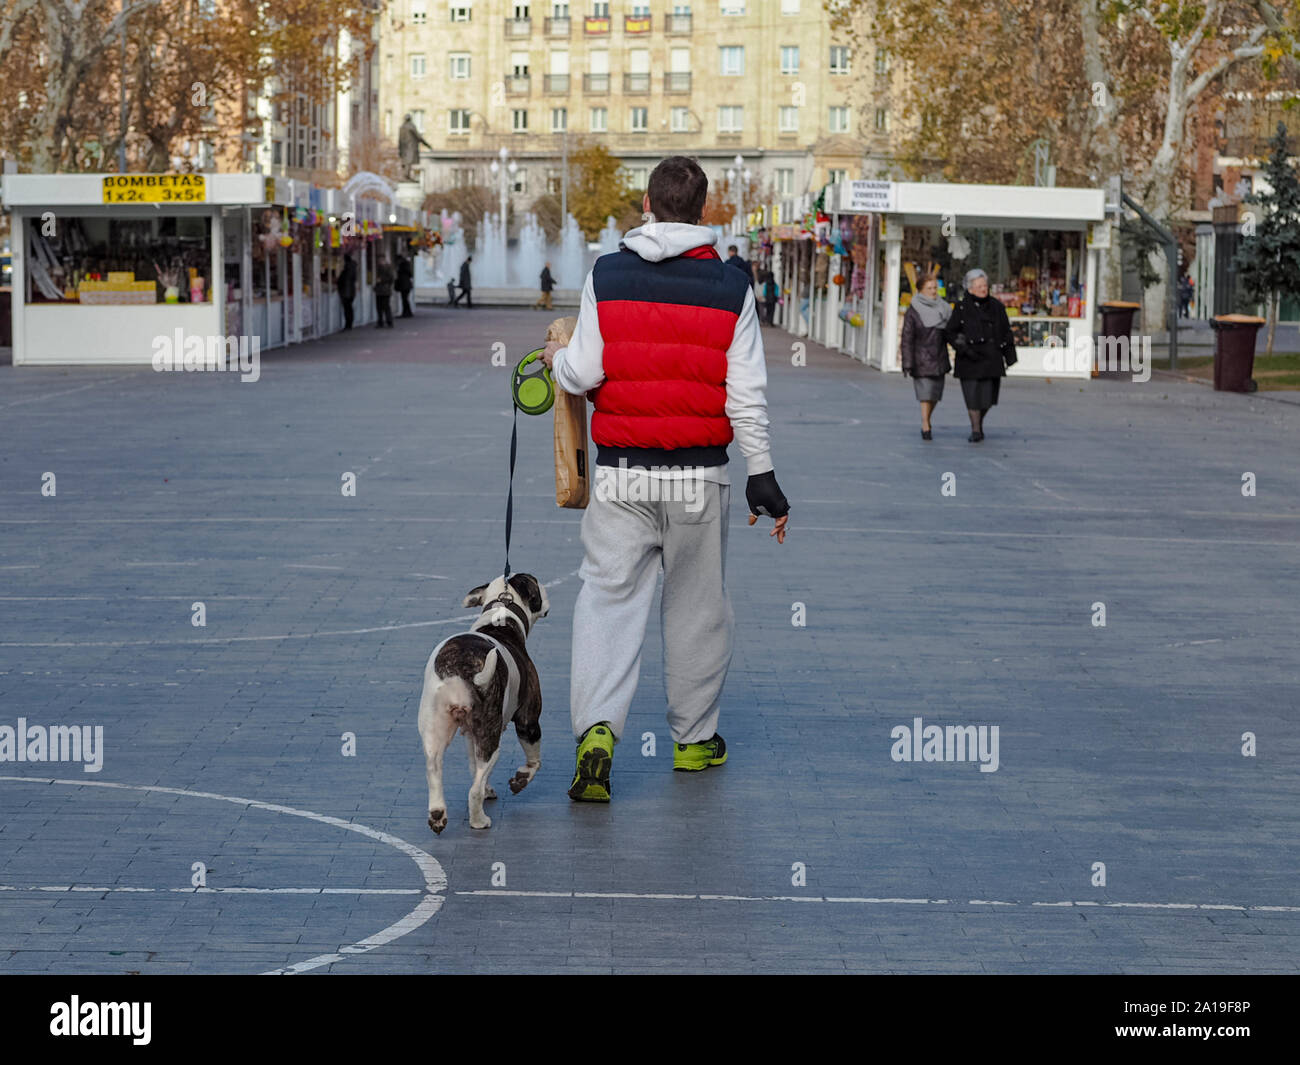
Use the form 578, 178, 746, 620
832, 0, 1300, 307
0, 0, 377, 176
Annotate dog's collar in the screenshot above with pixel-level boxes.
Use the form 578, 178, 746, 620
471, 593, 530, 637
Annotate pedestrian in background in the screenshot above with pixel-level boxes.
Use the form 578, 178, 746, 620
338, 254, 357, 330
374, 260, 395, 328
900, 273, 951, 440
451, 255, 473, 309
534, 261, 555, 310
761, 269, 778, 326
945, 267, 1015, 443
725, 243, 754, 286
395, 254, 414, 318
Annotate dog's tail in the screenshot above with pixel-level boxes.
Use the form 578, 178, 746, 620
434, 675, 475, 730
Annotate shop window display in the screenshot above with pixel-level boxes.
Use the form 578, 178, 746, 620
898, 225, 1086, 337
26, 215, 212, 304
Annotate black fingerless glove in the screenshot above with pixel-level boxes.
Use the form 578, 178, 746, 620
745, 471, 790, 519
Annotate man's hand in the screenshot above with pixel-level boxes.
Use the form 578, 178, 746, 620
745, 471, 790, 545
539, 340, 562, 369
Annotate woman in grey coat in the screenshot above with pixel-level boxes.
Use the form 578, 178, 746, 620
899, 273, 952, 440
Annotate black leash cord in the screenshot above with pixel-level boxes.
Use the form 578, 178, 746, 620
503, 404, 518, 580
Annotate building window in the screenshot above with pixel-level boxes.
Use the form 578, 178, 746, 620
781, 0, 799, 12
720, 46, 744, 76
874, 48, 889, 75
553, 2, 570, 14
720, 0, 744, 14
411, 109, 426, 131
776, 168, 794, 196
670, 106, 691, 132
452, 166, 475, 187
449, 52, 470, 79
383, 110, 392, 136
511, 50, 530, 76
412, 2, 427, 25
778, 105, 798, 132
874, 106, 888, 132
272, 139, 283, 165
513, 2, 531, 17
513, 108, 529, 132
411, 53, 427, 79
551, 107, 568, 132
449, 108, 471, 133
630, 106, 648, 132
590, 106, 607, 131
829, 105, 850, 133
830, 46, 850, 75
592, 1, 609, 15
717, 105, 742, 132
450, 4, 472, 21
780, 45, 799, 75
625, 166, 649, 188
512, 168, 529, 194
829, 168, 848, 184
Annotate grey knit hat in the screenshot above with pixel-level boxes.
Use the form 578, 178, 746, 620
963, 267, 988, 289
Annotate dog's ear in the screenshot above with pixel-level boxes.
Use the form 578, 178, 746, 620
508, 573, 544, 613
463, 583, 490, 607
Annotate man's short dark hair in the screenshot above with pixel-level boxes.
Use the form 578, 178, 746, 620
727, 245, 738, 255
647, 156, 708, 224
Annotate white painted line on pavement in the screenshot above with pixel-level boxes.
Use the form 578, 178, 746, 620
454, 890, 1300, 914
0, 776, 447, 976
0, 885, 423, 895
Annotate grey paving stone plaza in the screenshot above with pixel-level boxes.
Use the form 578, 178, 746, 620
1, 307, 1297, 974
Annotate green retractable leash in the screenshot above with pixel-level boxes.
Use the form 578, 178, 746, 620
502, 349, 556, 579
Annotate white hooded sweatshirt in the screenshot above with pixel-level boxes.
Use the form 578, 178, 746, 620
551, 221, 773, 486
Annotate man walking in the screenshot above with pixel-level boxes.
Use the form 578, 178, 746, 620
373, 260, 394, 328
534, 262, 555, 310
541, 156, 790, 803
395, 254, 414, 317
337, 254, 357, 330
451, 255, 473, 309
725, 243, 754, 286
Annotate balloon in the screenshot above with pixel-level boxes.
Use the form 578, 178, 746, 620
849, 313, 863, 327
832, 274, 844, 286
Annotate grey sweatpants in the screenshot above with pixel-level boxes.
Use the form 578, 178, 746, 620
569, 481, 734, 745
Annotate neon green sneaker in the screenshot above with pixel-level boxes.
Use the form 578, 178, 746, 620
673, 733, 728, 772
568, 722, 614, 802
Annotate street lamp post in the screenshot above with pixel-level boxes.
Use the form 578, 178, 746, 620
489, 146, 517, 279
726, 154, 750, 238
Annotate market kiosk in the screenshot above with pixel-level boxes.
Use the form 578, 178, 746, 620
819, 180, 1107, 378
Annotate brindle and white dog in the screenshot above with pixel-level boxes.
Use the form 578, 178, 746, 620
418, 573, 549, 834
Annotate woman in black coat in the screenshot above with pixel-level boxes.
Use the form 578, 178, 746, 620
899, 272, 952, 440
944, 267, 1017, 443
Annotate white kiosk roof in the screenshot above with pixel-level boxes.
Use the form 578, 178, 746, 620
832, 180, 1105, 230
1, 172, 269, 208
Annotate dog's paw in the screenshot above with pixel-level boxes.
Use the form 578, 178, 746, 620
485, 785, 498, 801
428, 809, 448, 835
509, 770, 531, 794
469, 814, 492, 830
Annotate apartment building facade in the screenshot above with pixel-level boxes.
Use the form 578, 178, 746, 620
378, 0, 885, 215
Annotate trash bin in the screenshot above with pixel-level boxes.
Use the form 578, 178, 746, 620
1096, 300, 1142, 377
1210, 314, 1265, 393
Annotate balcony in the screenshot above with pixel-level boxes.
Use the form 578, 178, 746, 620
664, 71, 691, 93
504, 74, 531, 95
624, 14, 651, 34
544, 15, 571, 36
584, 15, 610, 35
544, 73, 571, 93
665, 13, 692, 34
583, 73, 610, 93
504, 17, 532, 37
623, 72, 651, 93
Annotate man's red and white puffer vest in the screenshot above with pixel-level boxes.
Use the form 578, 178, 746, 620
589, 245, 751, 469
